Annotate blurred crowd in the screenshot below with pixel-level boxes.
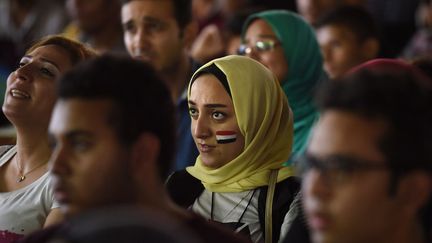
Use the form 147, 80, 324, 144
0, 1, 431, 243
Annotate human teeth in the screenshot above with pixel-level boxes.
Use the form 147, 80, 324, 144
11, 89, 30, 99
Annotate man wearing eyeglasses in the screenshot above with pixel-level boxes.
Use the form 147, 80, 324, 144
300, 59, 432, 243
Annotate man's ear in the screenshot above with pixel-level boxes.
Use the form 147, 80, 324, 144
395, 171, 432, 215
182, 20, 198, 50
361, 38, 380, 60
130, 133, 161, 180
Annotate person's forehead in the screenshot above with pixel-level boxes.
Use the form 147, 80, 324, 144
317, 25, 361, 45
309, 110, 388, 162
26, 45, 73, 71
296, 0, 340, 7
247, 19, 276, 35
52, 99, 114, 130
190, 74, 230, 100
122, 0, 175, 19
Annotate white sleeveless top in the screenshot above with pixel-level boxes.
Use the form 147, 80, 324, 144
0, 146, 59, 243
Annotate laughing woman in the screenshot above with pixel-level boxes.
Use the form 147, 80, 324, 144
0, 35, 96, 243
167, 55, 301, 243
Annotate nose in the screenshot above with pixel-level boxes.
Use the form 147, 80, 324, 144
14, 64, 33, 82
49, 144, 70, 176
302, 169, 332, 201
134, 28, 151, 55
192, 115, 211, 140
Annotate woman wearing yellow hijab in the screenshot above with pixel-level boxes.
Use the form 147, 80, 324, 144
166, 55, 301, 243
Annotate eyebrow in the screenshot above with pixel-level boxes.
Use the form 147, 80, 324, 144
142, 16, 165, 24
188, 100, 228, 108
48, 130, 93, 147
23, 55, 61, 70
244, 35, 279, 42
65, 130, 93, 139
257, 34, 279, 39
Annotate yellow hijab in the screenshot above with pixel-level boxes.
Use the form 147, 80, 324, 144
186, 55, 294, 192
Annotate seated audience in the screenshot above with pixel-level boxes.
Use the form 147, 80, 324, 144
20, 55, 247, 243
190, 0, 297, 63
166, 55, 301, 243
295, 0, 362, 26
240, 10, 325, 164
63, 0, 127, 54
402, 0, 432, 60
315, 5, 380, 80
0, 35, 96, 243
0, 0, 69, 73
300, 59, 432, 243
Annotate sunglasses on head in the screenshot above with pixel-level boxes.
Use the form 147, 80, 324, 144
237, 40, 281, 55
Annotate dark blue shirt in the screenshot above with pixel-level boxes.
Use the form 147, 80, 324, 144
174, 93, 199, 171
172, 60, 201, 171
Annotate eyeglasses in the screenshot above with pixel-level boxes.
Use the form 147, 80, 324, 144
296, 153, 388, 185
237, 40, 281, 55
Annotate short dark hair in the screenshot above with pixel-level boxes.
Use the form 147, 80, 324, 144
57, 55, 175, 179
315, 5, 379, 43
317, 60, 432, 177
318, 60, 432, 241
120, 0, 192, 30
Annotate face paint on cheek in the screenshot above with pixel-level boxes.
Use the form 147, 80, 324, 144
216, 131, 237, 144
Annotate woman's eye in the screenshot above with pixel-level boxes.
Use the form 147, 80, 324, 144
40, 68, 55, 77
212, 112, 225, 120
16, 61, 28, 70
189, 108, 198, 118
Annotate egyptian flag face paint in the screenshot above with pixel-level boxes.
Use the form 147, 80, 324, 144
216, 131, 237, 144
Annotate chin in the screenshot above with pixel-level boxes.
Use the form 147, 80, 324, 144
311, 232, 327, 243
201, 161, 217, 169
311, 232, 341, 243
201, 159, 221, 169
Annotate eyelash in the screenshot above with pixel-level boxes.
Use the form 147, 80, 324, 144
40, 68, 55, 77
212, 111, 226, 120
17, 62, 55, 77
189, 108, 198, 118
188, 108, 226, 121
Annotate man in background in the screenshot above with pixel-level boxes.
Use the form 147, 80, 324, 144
121, 0, 199, 171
